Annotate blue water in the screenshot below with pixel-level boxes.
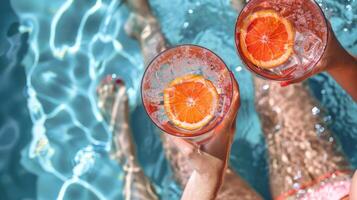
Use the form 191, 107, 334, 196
0, 0, 356, 199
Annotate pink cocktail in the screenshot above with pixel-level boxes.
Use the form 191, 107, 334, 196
235, 0, 328, 81
141, 45, 233, 142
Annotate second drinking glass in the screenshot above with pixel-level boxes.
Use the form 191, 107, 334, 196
235, 0, 329, 81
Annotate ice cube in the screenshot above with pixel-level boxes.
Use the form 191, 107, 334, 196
155, 64, 172, 82
144, 89, 163, 105
271, 54, 300, 76
294, 31, 323, 62
152, 109, 168, 124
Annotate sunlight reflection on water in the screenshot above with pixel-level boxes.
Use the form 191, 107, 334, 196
5, 0, 356, 199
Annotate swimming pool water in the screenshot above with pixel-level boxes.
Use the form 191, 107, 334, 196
0, 0, 356, 199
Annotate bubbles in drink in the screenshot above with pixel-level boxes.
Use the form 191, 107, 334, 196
271, 54, 300, 77
155, 64, 172, 83
294, 31, 323, 66
271, 30, 324, 77
142, 45, 233, 137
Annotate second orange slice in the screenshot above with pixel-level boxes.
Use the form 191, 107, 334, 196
239, 10, 295, 69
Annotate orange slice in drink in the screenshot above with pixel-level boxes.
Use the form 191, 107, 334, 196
239, 10, 295, 69
163, 74, 219, 131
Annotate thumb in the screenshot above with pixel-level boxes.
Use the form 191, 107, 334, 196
168, 137, 224, 173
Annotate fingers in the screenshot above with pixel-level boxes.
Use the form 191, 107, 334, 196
230, 72, 241, 115
351, 170, 357, 199
169, 136, 224, 172
167, 71, 240, 162
279, 71, 311, 87
218, 72, 240, 129
169, 136, 197, 156
279, 73, 310, 87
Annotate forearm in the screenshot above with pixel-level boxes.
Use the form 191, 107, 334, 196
182, 167, 263, 200
165, 135, 227, 200
181, 160, 224, 200
351, 171, 357, 199
217, 169, 263, 200
327, 54, 357, 101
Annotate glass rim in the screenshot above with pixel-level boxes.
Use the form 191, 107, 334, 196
234, 0, 330, 82
141, 44, 234, 138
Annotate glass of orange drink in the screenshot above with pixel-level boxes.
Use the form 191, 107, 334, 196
235, 0, 328, 82
141, 45, 234, 143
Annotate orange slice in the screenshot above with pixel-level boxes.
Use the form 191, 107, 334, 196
239, 10, 295, 69
163, 74, 219, 131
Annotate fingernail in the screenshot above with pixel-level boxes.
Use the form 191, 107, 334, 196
115, 78, 124, 85
229, 70, 236, 79
280, 81, 289, 87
